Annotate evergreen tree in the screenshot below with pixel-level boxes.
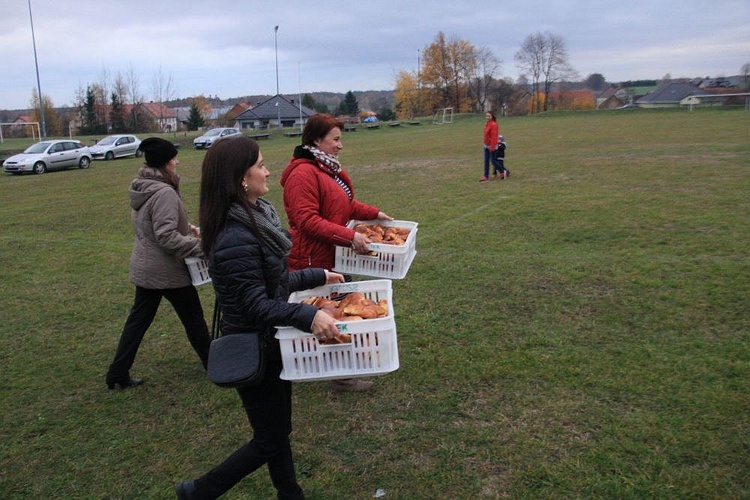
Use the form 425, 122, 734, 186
335, 91, 359, 116
186, 102, 205, 131
81, 86, 100, 135
303, 93, 329, 113
377, 107, 396, 121
110, 92, 126, 133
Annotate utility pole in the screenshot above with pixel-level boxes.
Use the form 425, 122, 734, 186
274, 26, 280, 95
28, 0, 46, 138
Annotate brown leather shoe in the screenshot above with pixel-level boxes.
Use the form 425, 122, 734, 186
330, 378, 374, 392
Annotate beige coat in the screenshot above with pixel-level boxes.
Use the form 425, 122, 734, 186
128, 167, 201, 289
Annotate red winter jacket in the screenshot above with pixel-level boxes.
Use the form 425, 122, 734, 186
483, 120, 498, 150
280, 147, 380, 271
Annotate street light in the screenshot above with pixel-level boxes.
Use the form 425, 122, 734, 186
274, 26, 281, 129
28, 0, 46, 139
274, 26, 280, 96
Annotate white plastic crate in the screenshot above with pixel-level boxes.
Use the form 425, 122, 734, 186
185, 257, 212, 286
276, 279, 399, 381
333, 220, 418, 279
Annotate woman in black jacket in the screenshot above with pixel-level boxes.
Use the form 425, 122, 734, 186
175, 136, 343, 499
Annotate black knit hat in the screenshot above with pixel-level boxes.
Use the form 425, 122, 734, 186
140, 137, 178, 168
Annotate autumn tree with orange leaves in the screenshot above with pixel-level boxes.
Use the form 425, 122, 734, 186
419, 32, 477, 113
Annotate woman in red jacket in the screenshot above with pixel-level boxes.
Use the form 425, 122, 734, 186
481, 111, 501, 182
280, 113, 392, 391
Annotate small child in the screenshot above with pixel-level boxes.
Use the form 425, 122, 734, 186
493, 135, 510, 179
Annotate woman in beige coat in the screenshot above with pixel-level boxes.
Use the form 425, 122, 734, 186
105, 138, 211, 390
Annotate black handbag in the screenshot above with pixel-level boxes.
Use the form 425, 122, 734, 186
207, 299, 266, 388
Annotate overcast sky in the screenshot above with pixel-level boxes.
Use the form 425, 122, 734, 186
2, 0, 749, 110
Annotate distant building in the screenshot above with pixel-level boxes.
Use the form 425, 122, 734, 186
635, 83, 710, 108
234, 95, 315, 130
137, 102, 178, 133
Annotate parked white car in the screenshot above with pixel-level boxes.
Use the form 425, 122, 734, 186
193, 128, 240, 149
89, 134, 142, 161
3, 140, 92, 175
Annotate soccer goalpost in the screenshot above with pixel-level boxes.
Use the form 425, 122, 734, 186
0, 122, 40, 143
432, 107, 454, 124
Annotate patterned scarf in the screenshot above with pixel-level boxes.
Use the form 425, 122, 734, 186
228, 200, 292, 258
303, 145, 353, 200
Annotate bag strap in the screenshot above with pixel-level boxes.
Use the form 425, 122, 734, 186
211, 297, 222, 339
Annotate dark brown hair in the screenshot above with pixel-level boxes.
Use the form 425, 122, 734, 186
199, 135, 260, 256
486, 111, 497, 122
301, 113, 344, 147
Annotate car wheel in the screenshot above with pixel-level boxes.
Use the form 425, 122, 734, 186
79, 157, 91, 169
33, 161, 47, 174
135, 148, 143, 158
105, 151, 114, 161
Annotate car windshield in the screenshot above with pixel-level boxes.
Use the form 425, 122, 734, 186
96, 137, 118, 145
205, 129, 222, 137
24, 142, 53, 154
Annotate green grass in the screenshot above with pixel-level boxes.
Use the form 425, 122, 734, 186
1, 109, 748, 499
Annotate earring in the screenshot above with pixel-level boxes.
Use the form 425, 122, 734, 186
241, 182, 248, 192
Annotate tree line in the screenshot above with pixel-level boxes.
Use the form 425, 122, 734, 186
393, 30, 583, 119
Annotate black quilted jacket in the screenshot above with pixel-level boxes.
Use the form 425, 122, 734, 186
209, 219, 326, 339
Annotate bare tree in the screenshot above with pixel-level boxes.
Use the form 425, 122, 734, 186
125, 63, 143, 105
151, 64, 177, 132
95, 66, 111, 129
466, 47, 501, 113
125, 64, 145, 131
113, 73, 128, 106
515, 32, 576, 113
540, 33, 577, 112
514, 33, 544, 113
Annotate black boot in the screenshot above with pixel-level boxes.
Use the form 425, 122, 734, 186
175, 480, 197, 499
106, 377, 144, 390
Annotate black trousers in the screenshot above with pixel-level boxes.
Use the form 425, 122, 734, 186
193, 354, 304, 499
106, 285, 211, 382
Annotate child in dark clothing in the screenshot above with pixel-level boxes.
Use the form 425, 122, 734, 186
492, 135, 510, 179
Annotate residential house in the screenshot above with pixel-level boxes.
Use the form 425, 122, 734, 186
681, 87, 750, 108
138, 102, 178, 132
636, 83, 709, 108
234, 95, 315, 130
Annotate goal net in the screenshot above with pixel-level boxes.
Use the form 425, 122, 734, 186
432, 108, 454, 124
0, 122, 40, 143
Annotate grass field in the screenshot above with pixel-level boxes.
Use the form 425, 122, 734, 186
1, 109, 748, 499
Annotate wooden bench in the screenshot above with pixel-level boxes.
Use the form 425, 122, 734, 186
283, 131, 303, 137
388, 122, 401, 127
249, 133, 270, 140
344, 124, 357, 132
366, 123, 380, 130
407, 121, 421, 126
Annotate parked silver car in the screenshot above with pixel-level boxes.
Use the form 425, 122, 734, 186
89, 134, 142, 161
193, 128, 240, 149
3, 140, 92, 175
